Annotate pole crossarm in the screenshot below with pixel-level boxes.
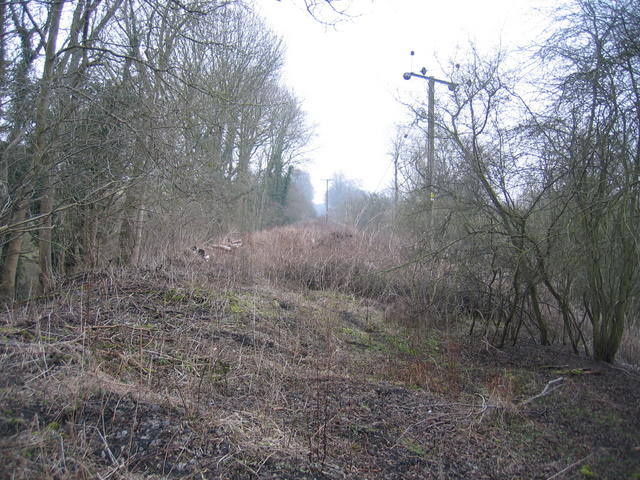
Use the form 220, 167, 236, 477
403, 71, 457, 90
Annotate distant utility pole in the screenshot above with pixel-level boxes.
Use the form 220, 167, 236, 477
322, 178, 333, 224
403, 58, 457, 231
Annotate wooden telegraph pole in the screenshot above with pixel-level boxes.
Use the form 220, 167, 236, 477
322, 178, 333, 224
403, 62, 457, 233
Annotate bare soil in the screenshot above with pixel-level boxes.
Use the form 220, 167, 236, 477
1, 267, 639, 479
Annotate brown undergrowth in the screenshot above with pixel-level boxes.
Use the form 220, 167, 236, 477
243, 222, 409, 301
1, 224, 639, 479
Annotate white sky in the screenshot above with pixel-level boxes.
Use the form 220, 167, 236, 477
255, 0, 551, 203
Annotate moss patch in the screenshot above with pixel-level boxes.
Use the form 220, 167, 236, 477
162, 287, 212, 305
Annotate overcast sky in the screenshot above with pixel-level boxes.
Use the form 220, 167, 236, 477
255, 0, 551, 203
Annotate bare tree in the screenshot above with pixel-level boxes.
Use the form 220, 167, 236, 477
0, 0, 311, 301
395, 0, 639, 363
535, 0, 640, 362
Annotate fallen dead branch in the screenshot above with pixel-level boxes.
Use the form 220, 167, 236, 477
545, 452, 594, 480
551, 368, 599, 376
519, 377, 564, 407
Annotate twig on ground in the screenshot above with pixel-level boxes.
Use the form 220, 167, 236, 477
520, 377, 564, 406
391, 415, 449, 449
481, 339, 504, 354
545, 452, 593, 480
93, 426, 120, 467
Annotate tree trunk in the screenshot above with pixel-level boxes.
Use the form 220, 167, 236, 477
83, 206, 99, 268
528, 283, 550, 346
39, 172, 54, 291
129, 204, 145, 267
0, 202, 27, 302
0, 1, 7, 209
35, 0, 64, 293
592, 301, 626, 363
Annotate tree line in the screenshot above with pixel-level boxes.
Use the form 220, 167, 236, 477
392, 0, 639, 363
0, 0, 318, 302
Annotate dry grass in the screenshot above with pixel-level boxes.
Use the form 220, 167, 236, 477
3, 257, 447, 479
482, 370, 520, 422
2, 222, 639, 479
0, 269, 335, 478
156, 220, 640, 369
241, 221, 409, 302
